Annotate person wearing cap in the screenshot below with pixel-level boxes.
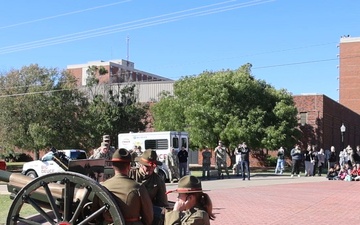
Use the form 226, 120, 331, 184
103, 134, 116, 157
214, 141, 230, 179
165, 175, 215, 225
129, 149, 169, 225
89, 142, 111, 160
201, 146, 212, 180
92, 148, 153, 225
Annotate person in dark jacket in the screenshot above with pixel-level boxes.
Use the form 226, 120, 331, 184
178, 147, 189, 178
328, 146, 337, 171
290, 144, 303, 178
239, 142, 250, 180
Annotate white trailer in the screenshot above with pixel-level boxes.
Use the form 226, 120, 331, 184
118, 131, 189, 182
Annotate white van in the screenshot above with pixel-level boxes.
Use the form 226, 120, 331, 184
118, 131, 189, 182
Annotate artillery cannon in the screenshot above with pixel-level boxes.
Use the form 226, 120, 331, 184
2, 149, 124, 225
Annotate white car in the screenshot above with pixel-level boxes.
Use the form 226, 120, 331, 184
22, 149, 87, 178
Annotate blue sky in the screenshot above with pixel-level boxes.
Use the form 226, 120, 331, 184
1, 0, 359, 101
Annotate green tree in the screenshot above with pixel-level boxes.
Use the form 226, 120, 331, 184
0, 64, 89, 158
82, 66, 148, 149
152, 64, 300, 151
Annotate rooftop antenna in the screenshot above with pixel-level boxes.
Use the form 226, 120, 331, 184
126, 35, 130, 64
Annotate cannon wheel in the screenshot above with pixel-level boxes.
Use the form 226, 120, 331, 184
7, 172, 125, 225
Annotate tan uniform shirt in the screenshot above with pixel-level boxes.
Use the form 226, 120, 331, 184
101, 174, 154, 225
165, 207, 210, 225
129, 168, 169, 207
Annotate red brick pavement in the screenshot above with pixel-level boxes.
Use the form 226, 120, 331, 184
168, 179, 360, 225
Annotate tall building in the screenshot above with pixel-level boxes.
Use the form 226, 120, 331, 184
339, 36, 360, 115
67, 59, 172, 87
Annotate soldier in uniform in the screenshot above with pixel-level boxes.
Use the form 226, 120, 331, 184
89, 142, 112, 160
103, 135, 116, 157
214, 141, 230, 179
92, 148, 153, 225
164, 175, 216, 225
167, 147, 180, 183
129, 149, 169, 225
202, 146, 212, 180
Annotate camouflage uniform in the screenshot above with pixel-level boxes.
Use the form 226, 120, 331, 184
167, 150, 180, 182
202, 148, 212, 179
214, 146, 230, 179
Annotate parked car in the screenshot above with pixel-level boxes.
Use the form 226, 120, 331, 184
0, 160, 6, 171
21, 149, 87, 178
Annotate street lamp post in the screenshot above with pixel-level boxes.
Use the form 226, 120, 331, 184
340, 123, 346, 151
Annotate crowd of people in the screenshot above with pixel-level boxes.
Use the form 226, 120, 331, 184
286, 143, 360, 182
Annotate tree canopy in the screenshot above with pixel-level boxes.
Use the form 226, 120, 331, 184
0, 64, 148, 158
151, 64, 300, 150
0, 64, 88, 157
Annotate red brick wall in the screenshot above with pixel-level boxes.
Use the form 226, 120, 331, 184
293, 94, 360, 152
339, 40, 360, 114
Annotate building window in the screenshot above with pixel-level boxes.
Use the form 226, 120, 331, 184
300, 112, 307, 126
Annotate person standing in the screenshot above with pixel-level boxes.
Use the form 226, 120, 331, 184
317, 148, 326, 176
233, 144, 242, 176
129, 149, 169, 225
92, 148, 153, 225
328, 146, 337, 170
303, 145, 314, 176
274, 147, 285, 175
103, 134, 116, 156
165, 175, 215, 225
178, 147, 189, 178
201, 146, 212, 180
214, 140, 230, 179
167, 147, 180, 183
290, 144, 302, 178
312, 147, 319, 176
352, 145, 360, 167
89, 142, 111, 160
239, 142, 250, 180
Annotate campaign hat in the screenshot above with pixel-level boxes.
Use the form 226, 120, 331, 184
135, 149, 162, 166
111, 148, 131, 162
166, 175, 208, 194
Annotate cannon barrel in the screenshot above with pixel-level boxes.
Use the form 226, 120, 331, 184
1, 170, 76, 202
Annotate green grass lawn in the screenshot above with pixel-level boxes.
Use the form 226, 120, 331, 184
0, 195, 38, 224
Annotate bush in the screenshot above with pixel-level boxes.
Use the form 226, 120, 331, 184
0, 151, 33, 162
265, 155, 277, 167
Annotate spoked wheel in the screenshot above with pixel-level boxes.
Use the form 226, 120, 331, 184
7, 172, 125, 225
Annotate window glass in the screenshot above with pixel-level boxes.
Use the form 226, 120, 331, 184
145, 139, 168, 150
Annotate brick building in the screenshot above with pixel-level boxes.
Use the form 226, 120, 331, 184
293, 94, 360, 152
67, 59, 172, 87
339, 36, 360, 114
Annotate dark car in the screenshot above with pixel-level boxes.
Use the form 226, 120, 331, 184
0, 160, 6, 170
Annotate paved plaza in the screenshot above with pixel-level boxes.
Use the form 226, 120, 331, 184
1, 173, 358, 224
167, 173, 359, 225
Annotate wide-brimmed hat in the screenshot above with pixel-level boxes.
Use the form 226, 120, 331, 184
111, 148, 131, 162
135, 149, 162, 166
166, 175, 208, 194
